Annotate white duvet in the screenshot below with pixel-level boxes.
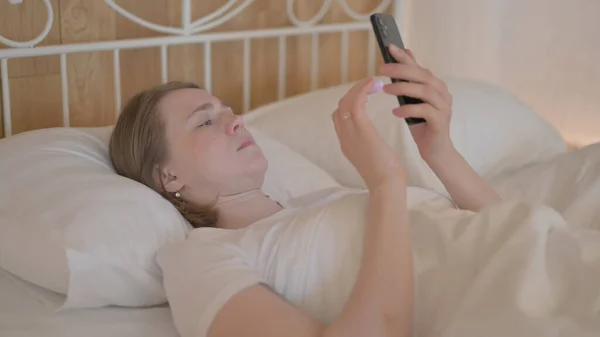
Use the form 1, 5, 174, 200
411, 199, 600, 337
412, 142, 600, 337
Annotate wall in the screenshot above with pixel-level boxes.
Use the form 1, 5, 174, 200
0, 0, 390, 137
403, 0, 600, 147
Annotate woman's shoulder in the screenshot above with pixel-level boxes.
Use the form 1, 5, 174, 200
159, 185, 455, 263
161, 187, 366, 262
154, 189, 365, 337
156, 228, 265, 337
178, 187, 365, 245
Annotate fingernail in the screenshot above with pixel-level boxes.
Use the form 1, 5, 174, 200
368, 80, 385, 94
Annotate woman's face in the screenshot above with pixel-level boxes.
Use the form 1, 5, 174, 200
157, 88, 267, 202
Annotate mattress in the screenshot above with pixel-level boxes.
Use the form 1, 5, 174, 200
0, 267, 179, 337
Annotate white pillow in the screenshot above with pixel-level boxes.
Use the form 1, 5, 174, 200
249, 126, 342, 201
244, 77, 568, 193
0, 125, 339, 309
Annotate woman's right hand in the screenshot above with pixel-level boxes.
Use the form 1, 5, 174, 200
332, 77, 407, 191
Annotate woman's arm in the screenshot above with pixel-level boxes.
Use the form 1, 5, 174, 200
208, 181, 413, 337
425, 146, 501, 212
378, 45, 501, 212
330, 182, 412, 337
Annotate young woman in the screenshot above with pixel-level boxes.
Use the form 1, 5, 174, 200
109, 44, 501, 337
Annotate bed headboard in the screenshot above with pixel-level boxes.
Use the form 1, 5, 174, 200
0, 0, 399, 138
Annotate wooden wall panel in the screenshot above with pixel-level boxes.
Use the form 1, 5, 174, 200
348, 31, 371, 81
286, 1, 332, 97
250, 37, 280, 110
0, 70, 2, 138
212, 41, 245, 114
0, 0, 61, 136
61, 0, 117, 127
10, 75, 63, 134
167, 44, 206, 85
285, 35, 313, 98
116, 0, 167, 105
0, 84, 3, 138
0, 0, 61, 78
319, 33, 342, 89
1, 0, 393, 136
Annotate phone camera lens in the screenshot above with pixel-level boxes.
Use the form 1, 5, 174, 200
377, 17, 384, 26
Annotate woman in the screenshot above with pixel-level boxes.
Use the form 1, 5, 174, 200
110, 44, 501, 337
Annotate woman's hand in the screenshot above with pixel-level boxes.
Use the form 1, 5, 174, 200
379, 46, 502, 212
332, 77, 407, 191
379, 44, 455, 163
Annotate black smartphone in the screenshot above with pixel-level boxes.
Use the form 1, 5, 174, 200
370, 13, 426, 125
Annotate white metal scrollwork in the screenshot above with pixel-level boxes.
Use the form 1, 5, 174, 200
287, 0, 334, 27
0, 0, 392, 48
0, 0, 395, 138
104, 0, 256, 36
337, 0, 392, 21
286, 0, 392, 27
0, 0, 54, 48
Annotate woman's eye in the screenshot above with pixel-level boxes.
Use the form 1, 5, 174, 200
198, 120, 212, 127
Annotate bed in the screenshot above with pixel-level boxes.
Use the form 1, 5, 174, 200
1, 1, 600, 337
0, 267, 178, 337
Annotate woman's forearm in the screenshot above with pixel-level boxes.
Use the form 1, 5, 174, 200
325, 181, 413, 337
425, 147, 501, 212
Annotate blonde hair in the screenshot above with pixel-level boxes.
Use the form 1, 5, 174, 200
109, 81, 219, 228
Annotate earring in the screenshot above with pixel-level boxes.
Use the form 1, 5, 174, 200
175, 192, 181, 198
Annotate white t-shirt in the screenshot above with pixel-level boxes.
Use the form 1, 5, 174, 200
156, 186, 457, 337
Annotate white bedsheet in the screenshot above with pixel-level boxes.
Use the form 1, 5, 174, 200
0, 267, 178, 337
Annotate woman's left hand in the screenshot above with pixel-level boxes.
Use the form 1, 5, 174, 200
378, 44, 454, 162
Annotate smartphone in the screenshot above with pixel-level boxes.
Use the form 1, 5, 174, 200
370, 13, 426, 125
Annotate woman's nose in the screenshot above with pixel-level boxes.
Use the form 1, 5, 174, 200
226, 114, 244, 135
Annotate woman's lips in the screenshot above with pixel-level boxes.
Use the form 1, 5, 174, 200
237, 139, 255, 151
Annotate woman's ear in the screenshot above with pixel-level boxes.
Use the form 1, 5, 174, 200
158, 167, 184, 193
